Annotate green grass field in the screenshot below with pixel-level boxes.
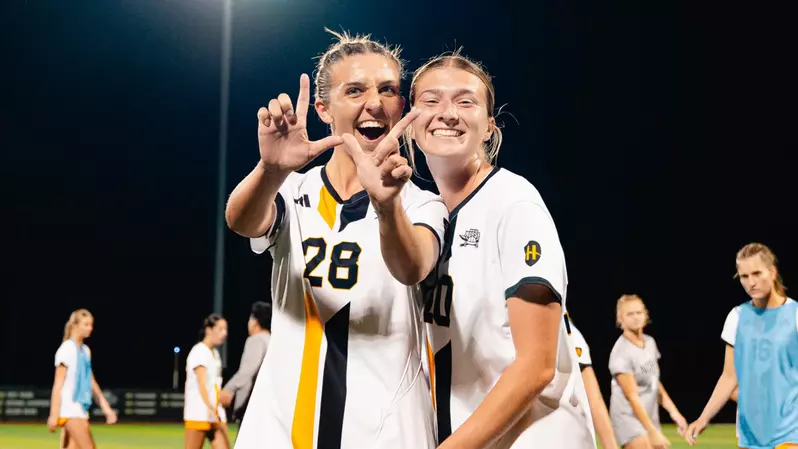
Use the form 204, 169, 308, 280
0, 423, 737, 448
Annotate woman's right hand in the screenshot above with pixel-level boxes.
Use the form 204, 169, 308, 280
257, 74, 343, 174
684, 418, 708, 446
47, 415, 58, 432
649, 429, 671, 449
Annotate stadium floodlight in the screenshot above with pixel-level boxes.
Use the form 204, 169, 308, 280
213, 0, 233, 368
173, 346, 181, 389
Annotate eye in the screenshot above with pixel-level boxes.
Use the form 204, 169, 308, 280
346, 87, 362, 96
422, 98, 439, 105
379, 85, 398, 95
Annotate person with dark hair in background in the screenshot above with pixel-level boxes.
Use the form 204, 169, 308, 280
220, 301, 272, 421
184, 313, 230, 449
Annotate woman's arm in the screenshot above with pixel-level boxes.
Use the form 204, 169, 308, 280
581, 365, 619, 449
437, 284, 561, 449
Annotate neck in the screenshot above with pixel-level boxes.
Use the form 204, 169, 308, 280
202, 338, 214, 349
71, 335, 83, 345
623, 328, 644, 342
426, 153, 492, 211
326, 147, 364, 200
753, 291, 787, 309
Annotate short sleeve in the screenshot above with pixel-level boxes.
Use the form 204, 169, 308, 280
569, 323, 592, 366
187, 346, 211, 371
54, 342, 76, 368
721, 307, 740, 346
609, 342, 634, 376
499, 201, 566, 302
250, 174, 298, 255
405, 188, 448, 257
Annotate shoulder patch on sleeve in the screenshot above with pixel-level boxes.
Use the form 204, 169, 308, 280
524, 240, 542, 266
575, 347, 583, 357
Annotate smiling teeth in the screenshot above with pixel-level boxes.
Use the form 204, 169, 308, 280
432, 129, 463, 137
358, 121, 385, 128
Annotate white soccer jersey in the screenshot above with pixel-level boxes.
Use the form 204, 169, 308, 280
423, 167, 595, 449
235, 166, 448, 449
184, 342, 227, 427
54, 340, 91, 420
569, 321, 593, 367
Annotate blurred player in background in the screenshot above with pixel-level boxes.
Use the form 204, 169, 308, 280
47, 308, 117, 449
405, 50, 596, 448
226, 29, 446, 449
686, 243, 798, 448
184, 313, 230, 449
221, 301, 271, 421
570, 318, 620, 448
609, 294, 686, 449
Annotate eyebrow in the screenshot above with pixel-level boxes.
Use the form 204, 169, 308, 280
342, 79, 399, 88
418, 88, 478, 97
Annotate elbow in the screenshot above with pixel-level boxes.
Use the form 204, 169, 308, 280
393, 266, 427, 286
517, 358, 556, 397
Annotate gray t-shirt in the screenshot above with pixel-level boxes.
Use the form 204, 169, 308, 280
608, 334, 661, 429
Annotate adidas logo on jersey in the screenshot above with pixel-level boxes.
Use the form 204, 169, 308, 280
294, 194, 310, 207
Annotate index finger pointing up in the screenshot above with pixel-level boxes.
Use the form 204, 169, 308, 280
386, 108, 421, 141
295, 73, 311, 119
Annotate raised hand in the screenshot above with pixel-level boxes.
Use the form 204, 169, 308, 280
340, 109, 420, 205
257, 74, 343, 173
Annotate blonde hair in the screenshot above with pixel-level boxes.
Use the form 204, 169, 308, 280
406, 48, 504, 168
313, 28, 404, 105
735, 242, 787, 296
615, 294, 649, 329
63, 309, 92, 341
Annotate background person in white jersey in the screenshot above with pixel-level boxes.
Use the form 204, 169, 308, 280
570, 318, 620, 449
406, 50, 595, 449
609, 294, 686, 449
226, 30, 446, 449
184, 313, 230, 449
48, 308, 117, 449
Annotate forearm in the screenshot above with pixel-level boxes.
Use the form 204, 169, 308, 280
698, 373, 737, 422
91, 377, 111, 409
225, 162, 289, 238
629, 396, 659, 433
583, 368, 618, 449
49, 385, 62, 418
440, 358, 554, 449
658, 383, 681, 417
374, 199, 436, 286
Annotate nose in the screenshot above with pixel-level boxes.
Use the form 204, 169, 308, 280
364, 88, 382, 113
438, 101, 459, 126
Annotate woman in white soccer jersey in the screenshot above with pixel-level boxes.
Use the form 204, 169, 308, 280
226, 29, 446, 449
402, 50, 595, 449
685, 243, 798, 449
570, 318, 621, 449
47, 309, 117, 449
184, 313, 230, 449
609, 294, 686, 449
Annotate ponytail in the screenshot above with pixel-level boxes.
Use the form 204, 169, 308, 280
63, 309, 93, 342
199, 313, 224, 342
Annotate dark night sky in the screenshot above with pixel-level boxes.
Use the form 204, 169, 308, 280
4, 0, 795, 424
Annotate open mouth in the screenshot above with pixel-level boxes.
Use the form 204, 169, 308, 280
431, 129, 464, 138
356, 120, 388, 142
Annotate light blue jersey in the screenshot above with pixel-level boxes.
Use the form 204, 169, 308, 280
732, 299, 798, 449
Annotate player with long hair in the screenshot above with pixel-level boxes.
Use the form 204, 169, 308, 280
227, 29, 446, 449
398, 49, 595, 448
184, 313, 230, 449
685, 243, 797, 449
47, 309, 117, 449
609, 295, 686, 449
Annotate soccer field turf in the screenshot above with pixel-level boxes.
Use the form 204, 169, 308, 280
0, 423, 737, 448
